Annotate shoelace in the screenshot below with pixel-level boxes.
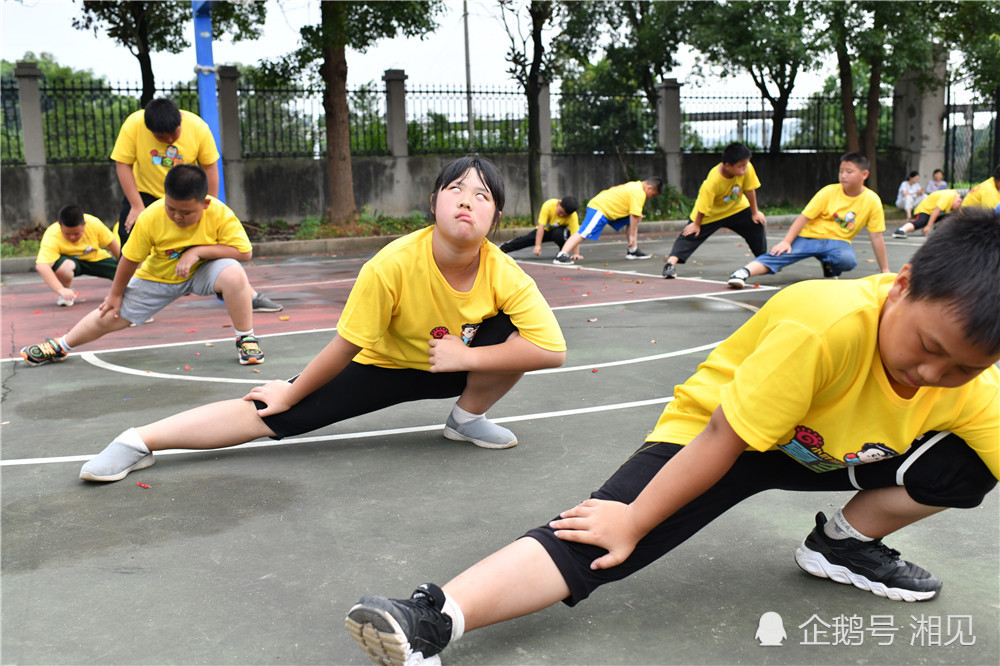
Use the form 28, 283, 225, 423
36, 340, 63, 357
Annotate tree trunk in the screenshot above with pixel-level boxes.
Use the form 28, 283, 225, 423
862, 52, 883, 191
770, 95, 789, 154
320, 2, 357, 226
835, 41, 860, 153
131, 2, 155, 107
525, 1, 550, 222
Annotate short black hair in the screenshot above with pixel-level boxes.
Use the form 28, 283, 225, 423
559, 196, 579, 215
57, 204, 85, 227
907, 207, 1000, 354
164, 164, 209, 200
431, 155, 505, 227
643, 177, 664, 195
908, 170, 919, 179
932, 168, 944, 176
144, 98, 182, 134
840, 152, 870, 171
721, 142, 751, 165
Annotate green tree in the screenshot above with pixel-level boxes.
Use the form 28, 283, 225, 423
71, 0, 265, 106
688, 0, 819, 154
819, 0, 941, 190
265, 1, 443, 225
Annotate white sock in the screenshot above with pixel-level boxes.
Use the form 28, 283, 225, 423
115, 427, 150, 454
824, 508, 873, 542
441, 591, 465, 643
56, 335, 72, 352
234, 328, 254, 339
450, 404, 483, 425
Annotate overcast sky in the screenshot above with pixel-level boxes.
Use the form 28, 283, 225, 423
2, 0, 838, 95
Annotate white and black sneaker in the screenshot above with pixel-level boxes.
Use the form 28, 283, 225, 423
794, 512, 942, 602
625, 247, 651, 260
892, 228, 907, 239
552, 252, 574, 265
347, 584, 452, 665
728, 267, 750, 289
662, 262, 677, 279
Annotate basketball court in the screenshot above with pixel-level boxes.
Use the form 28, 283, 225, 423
1, 228, 996, 665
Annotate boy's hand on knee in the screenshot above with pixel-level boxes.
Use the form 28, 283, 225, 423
244, 380, 295, 417
682, 221, 701, 237
427, 334, 470, 373
175, 251, 200, 278
550, 499, 643, 570
98, 294, 122, 319
769, 240, 792, 256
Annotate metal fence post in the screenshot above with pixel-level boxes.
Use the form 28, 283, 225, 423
14, 61, 45, 167
383, 69, 408, 157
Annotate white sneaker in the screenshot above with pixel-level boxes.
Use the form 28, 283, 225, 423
80, 441, 155, 482
57, 295, 75, 307
443, 414, 517, 449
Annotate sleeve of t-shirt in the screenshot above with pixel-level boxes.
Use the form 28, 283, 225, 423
122, 213, 155, 263
336, 262, 395, 349
743, 163, 761, 192
629, 184, 645, 216
195, 121, 221, 165
36, 225, 61, 264
694, 176, 717, 217
801, 185, 833, 221
864, 192, 886, 232
110, 113, 139, 163
213, 205, 252, 253
496, 271, 566, 352
95, 221, 114, 247
720, 320, 831, 451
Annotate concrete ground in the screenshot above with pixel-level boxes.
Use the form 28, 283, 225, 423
1, 225, 996, 665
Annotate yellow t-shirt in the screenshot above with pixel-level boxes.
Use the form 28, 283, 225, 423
587, 181, 647, 220
124, 197, 251, 284
690, 162, 761, 224
538, 198, 580, 234
110, 109, 220, 198
799, 184, 885, 242
337, 226, 566, 370
961, 179, 1000, 210
648, 274, 999, 477
36, 215, 115, 264
914, 189, 961, 216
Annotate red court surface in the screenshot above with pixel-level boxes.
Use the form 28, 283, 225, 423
1, 253, 738, 359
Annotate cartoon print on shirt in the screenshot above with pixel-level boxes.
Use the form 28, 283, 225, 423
843, 442, 898, 465
835, 210, 857, 230
166, 247, 192, 260
460, 323, 481, 346
723, 184, 742, 203
150, 146, 184, 167
430, 326, 450, 340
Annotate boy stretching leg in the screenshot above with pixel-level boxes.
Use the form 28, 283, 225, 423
347, 208, 999, 664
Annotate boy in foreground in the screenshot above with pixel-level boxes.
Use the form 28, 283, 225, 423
35, 205, 120, 307
21, 164, 266, 367
498, 196, 579, 257
728, 153, 888, 289
662, 142, 767, 279
553, 178, 662, 264
347, 208, 999, 665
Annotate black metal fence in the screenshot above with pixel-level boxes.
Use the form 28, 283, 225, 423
1, 77, 907, 166
944, 94, 997, 187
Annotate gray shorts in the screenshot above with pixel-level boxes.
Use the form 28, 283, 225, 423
119, 258, 240, 326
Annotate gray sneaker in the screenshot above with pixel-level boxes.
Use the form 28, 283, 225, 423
552, 252, 574, 265
80, 441, 155, 482
251, 293, 283, 312
443, 414, 517, 449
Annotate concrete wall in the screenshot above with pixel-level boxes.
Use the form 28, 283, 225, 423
1, 150, 911, 235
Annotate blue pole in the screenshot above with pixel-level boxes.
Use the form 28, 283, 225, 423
192, 0, 226, 203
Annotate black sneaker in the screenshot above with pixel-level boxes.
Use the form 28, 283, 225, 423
498, 241, 512, 253
892, 228, 907, 239
794, 512, 942, 602
821, 261, 837, 278
552, 252, 574, 265
346, 584, 452, 665
727, 267, 750, 290
662, 262, 677, 279
625, 247, 651, 260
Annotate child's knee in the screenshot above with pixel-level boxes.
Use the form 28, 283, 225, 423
900, 432, 997, 508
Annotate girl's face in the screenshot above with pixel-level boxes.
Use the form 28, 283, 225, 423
432, 168, 498, 245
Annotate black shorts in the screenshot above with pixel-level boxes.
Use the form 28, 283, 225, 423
117, 191, 160, 247
52, 255, 118, 280
259, 313, 518, 439
525, 430, 996, 606
668, 207, 768, 263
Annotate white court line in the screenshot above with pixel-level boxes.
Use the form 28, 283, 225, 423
0, 396, 672, 468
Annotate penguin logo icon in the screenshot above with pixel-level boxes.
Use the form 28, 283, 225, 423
755, 611, 786, 646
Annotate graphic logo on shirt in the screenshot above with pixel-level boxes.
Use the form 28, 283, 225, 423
834, 210, 856, 230
429, 323, 481, 346
150, 145, 184, 168
723, 184, 743, 203
778, 425, 901, 472
166, 247, 191, 260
